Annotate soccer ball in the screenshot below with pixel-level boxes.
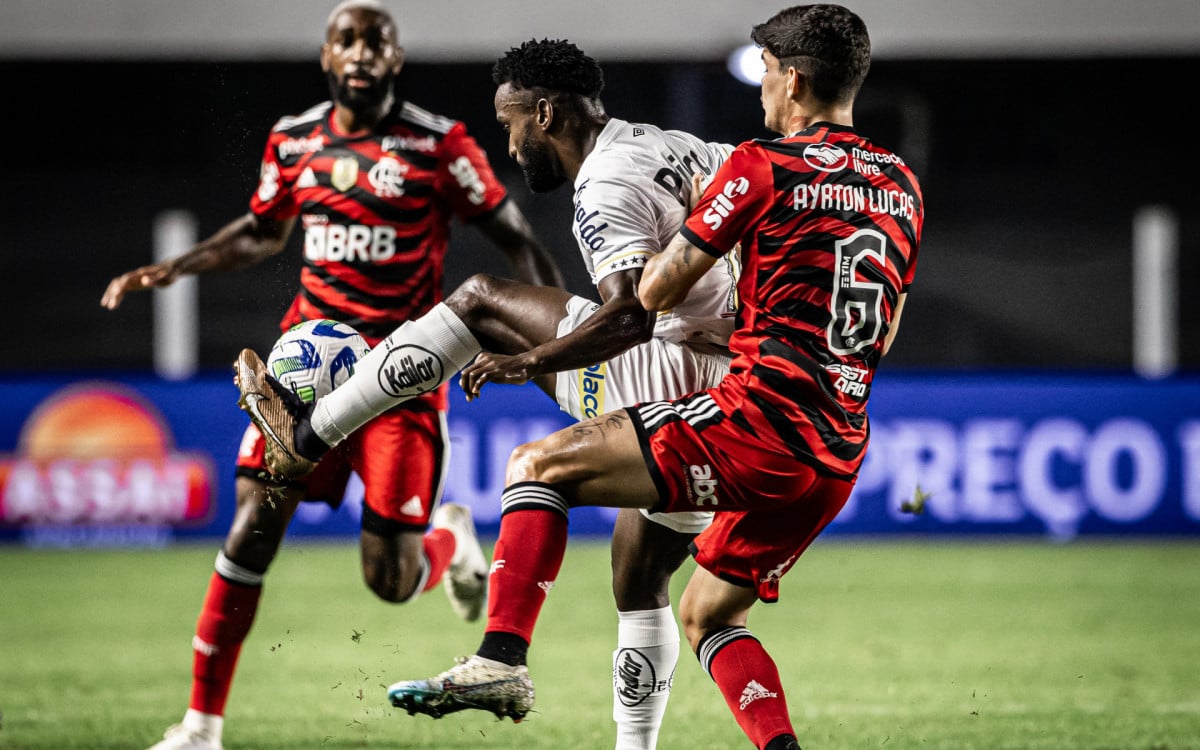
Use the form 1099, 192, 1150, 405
266, 319, 371, 403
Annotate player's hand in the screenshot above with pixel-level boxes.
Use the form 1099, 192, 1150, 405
459, 352, 536, 401
100, 263, 178, 309
688, 172, 712, 212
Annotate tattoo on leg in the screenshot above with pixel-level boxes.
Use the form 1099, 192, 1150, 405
571, 412, 630, 441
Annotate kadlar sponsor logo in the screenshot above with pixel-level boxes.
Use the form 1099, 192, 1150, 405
377, 344, 442, 398
614, 647, 671, 707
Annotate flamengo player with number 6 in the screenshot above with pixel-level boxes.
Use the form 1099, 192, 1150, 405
99, 3, 562, 749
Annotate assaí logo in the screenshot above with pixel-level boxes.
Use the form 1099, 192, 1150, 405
0, 382, 213, 529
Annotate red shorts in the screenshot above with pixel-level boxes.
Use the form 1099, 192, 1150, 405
236, 406, 448, 529
629, 392, 855, 602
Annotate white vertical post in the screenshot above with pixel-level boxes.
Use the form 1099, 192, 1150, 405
152, 210, 199, 380
1132, 205, 1178, 379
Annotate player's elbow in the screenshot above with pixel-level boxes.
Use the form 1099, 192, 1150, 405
638, 275, 680, 312
616, 307, 657, 345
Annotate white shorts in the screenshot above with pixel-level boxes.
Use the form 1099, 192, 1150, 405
555, 296, 731, 534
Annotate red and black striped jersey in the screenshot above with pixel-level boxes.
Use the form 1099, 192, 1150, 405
680, 123, 923, 478
250, 99, 508, 347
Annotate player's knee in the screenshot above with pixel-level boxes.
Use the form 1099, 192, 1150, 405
362, 557, 422, 603
506, 439, 546, 484
679, 592, 734, 653
506, 437, 578, 487
360, 532, 425, 603
613, 571, 672, 611
678, 603, 705, 652
446, 273, 499, 321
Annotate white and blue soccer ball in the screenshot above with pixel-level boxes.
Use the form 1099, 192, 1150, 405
266, 319, 371, 403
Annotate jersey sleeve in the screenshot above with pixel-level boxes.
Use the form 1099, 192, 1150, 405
248, 127, 300, 220
435, 121, 508, 221
681, 143, 773, 258
574, 167, 661, 284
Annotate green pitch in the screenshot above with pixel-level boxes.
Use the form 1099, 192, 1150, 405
2, 538, 1198, 749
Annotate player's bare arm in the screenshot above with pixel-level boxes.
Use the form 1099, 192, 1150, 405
459, 267, 654, 399
474, 200, 566, 289
882, 292, 908, 357
640, 233, 718, 311
101, 213, 295, 309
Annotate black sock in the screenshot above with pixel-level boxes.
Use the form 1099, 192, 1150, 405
476, 631, 529, 667
293, 404, 330, 461
264, 375, 329, 461
764, 735, 801, 750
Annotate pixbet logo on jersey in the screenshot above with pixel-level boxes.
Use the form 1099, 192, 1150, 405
0, 383, 213, 527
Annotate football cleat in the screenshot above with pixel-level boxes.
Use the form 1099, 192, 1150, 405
387, 655, 535, 722
234, 348, 315, 480
146, 723, 222, 750
432, 503, 489, 622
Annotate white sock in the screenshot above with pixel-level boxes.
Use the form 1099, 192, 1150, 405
310, 303, 479, 446
612, 606, 680, 750
180, 708, 223, 740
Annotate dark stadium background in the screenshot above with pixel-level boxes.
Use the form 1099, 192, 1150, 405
1, 55, 1197, 374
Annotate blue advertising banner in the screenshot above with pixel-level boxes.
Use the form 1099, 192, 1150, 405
1, 371, 1197, 546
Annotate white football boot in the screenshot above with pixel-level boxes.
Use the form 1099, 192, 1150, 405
431, 503, 489, 621
387, 655, 534, 722
146, 720, 222, 750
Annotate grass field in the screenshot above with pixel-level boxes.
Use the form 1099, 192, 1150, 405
2, 537, 1198, 750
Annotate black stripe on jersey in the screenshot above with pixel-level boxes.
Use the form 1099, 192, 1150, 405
304, 261, 438, 305
312, 195, 439, 230
759, 338, 869, 414
748, 359, 866, 469
295, 290, 417, 342
394, 150, 438, 172
308, 250, 434, 286
296, 295, 370, 334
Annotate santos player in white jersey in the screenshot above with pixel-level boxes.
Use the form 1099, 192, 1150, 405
234, 39, 736, 749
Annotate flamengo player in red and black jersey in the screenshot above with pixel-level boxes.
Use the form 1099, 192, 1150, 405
380, 6, 921, 750
101, 3, 562, 750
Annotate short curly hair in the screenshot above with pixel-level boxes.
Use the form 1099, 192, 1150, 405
492, 38, 604, 99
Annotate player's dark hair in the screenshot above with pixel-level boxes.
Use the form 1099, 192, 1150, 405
492, 38, 605, 101
751, 4, 871, 104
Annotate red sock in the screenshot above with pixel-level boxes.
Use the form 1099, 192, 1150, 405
421, 527, 454, 593
703, 629, 795, 749
189, 572, 261, 715
485, 501, 568, 644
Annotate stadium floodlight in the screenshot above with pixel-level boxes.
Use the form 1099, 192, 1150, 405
726, 44, 765, 86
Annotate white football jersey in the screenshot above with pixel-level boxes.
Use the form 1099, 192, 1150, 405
571, 118, 739, 346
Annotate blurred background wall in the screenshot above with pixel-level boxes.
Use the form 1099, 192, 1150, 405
1, 1, 1199, 542
1, 0, 1198, 374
